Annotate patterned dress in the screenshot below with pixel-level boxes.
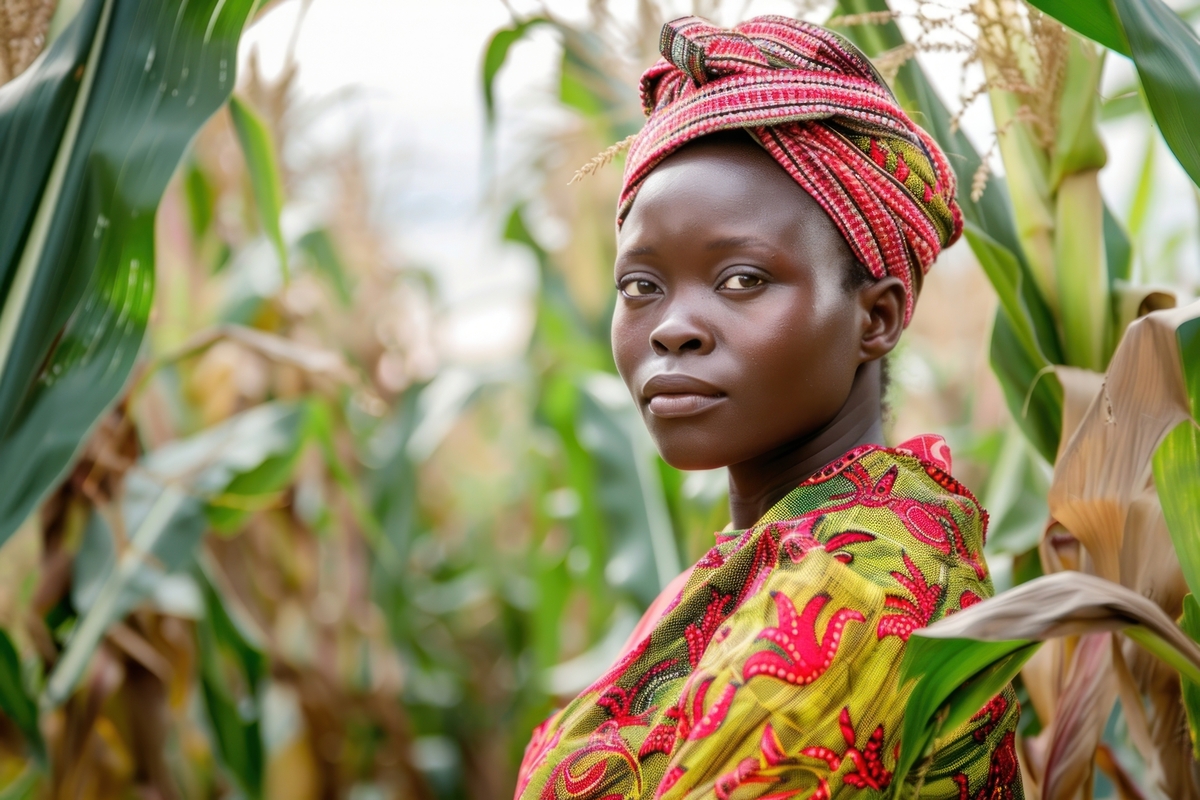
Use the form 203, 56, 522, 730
515, 435, 1022, 800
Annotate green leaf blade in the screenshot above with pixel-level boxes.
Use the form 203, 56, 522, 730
229, 95, 288, 281
0, 630, 43, 763
1024, 0, 1130, 56
0, 0, 262, 547
893, 636, 1038, 795
1112, 0, 1200, 189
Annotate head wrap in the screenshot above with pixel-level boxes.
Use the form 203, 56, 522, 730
618, 15, 963, 325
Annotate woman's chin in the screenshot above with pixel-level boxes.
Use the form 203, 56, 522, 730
651, 437, 735, 472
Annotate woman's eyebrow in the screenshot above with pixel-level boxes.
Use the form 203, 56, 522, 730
619, 244, 657, 258
704, 235, 774, 251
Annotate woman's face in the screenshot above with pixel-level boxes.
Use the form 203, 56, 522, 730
612, 135, 881, 471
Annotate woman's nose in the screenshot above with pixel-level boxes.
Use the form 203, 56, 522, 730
650, 312, 714, 356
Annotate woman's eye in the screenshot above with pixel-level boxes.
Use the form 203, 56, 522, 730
720, 273, 764, 290
621, 279, 661, 297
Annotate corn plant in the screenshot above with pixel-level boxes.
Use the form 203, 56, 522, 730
832, 0, 1200, 796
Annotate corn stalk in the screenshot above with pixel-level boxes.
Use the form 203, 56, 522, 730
838, 0, 1200, 797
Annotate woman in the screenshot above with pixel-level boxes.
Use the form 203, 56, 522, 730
516, 15, 1020, 800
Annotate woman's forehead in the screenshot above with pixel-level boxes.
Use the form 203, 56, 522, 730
617, 138, 847, 260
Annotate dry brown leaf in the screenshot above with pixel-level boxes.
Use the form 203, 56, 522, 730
1021, 637, 1065, 732
1120, 487, 1187, 612
1040, 520, 1081, 574
1053, 365, 1104, 462
1042, 633, 1116, 800
919, 572, 1200, 675
1048, 301, 1199, 582
1020, 732, 1047, 800
1119, 635, 1200, 798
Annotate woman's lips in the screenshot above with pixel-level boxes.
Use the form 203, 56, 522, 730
642, 373, 726, 418
647, 393, 726, 418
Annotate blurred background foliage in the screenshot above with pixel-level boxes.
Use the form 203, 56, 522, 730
0, 0, 1197, 798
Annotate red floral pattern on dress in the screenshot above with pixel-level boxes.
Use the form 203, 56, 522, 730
953, 731, 1019, 800
878, 552, 944, 641
597, 657, 680, 727
773, 515, 876, 565
684, 678, 738, 740
713, 725, 803, 800
800, 708, 893, 791
685, 589, 738, 667
825, 463, 987, 579
970, 694, 1009, 742
540, 721, 642, 800
744, 592, 865, 685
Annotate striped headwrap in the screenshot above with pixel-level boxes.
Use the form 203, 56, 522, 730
618, 15, 963, 325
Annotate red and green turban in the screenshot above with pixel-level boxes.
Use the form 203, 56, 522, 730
618, 15, 963, 325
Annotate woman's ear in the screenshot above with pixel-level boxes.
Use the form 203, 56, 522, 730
857, 276, 906, 363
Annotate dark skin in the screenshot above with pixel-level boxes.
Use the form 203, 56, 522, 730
612, 134, 907, 530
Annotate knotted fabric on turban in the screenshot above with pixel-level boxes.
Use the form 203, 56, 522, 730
618, 15, 963, 325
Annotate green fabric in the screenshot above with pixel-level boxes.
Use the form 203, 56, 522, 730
516, 436, 1022, 799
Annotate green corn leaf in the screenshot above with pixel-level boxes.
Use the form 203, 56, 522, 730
1049, 37, 1107, 189
0, 0, 261, 548
1104, 201, 1133, 285
52, 401, 311, 707
0, 629, 42, 763
964, 223, 1060, 368
559, 27, 640, 135
1112, 0, 1200, 190
1182, 594, 1200, 758
296, 228, 352, 305
989, 304, 1064, 465
988, 81, 1058, 312
1154, 314, 1200, 597
1036, 0, 1200, 189
196, 563, 267, 800
184, 156, 215, 242
1100, 88, 1144, 120
482, 17, 550, 125
1155, 425, 1200, 596
0, 765, 41, 800
1025, 0, 1130, 56
229, 95, 287, 281
48, 483, 201, 707
892, 637, 1039, 795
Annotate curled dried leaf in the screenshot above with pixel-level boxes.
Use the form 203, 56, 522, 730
920, 571, 1200, 684
1049, 302, 1199, 582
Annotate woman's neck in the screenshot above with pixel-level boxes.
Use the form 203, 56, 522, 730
726, 360, 885, 529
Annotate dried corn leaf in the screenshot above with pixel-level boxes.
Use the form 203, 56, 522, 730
918, 571, 1200, 682
1053, 365, 1104, 462
1041, 633, 1116, 800
1048, 302, 1199, 582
